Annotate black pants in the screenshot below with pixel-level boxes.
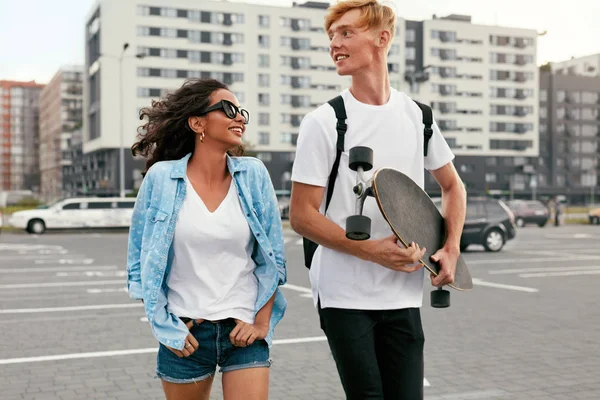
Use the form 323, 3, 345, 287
318, 304, 425, 400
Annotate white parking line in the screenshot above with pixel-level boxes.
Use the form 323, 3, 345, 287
490, 266, 600, 275
0, 255, 85, 261
519, 270, 600, 278
0, 280, 124, 289
35, 259, 94, 265
0, 336, 329, 365
282, 283, 312, 294
472, 279, 538, 293
0, 266, 117, 274
56, 271, 126, 277
0, 303, 142, 314
469, 255, 600, 265
0, 244, 64, 251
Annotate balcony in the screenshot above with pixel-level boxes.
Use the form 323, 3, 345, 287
514, 74, 527, 82
515, 91, 527, 100
514, 109, 528, 117
514, 126, 527, 134
439, 86, 453, 96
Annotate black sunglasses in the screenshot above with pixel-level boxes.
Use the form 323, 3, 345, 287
201, 100, 250, 124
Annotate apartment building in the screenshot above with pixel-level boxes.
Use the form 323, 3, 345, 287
537, 68, 599, 204
404, 15, 539, 196
39, 66, 84, 200
0, 80, 45, 192
551, 53, 600, 78
83, 0, 409, 192
83, 1, 543, 195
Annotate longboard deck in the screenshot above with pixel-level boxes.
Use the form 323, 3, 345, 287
372, 168, 473, 291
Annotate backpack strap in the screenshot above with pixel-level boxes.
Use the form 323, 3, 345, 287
302, 95, 347, 269
413, 100, 433, 156
324, 95, 347, 212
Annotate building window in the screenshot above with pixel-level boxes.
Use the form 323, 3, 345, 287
485, 173, 497, 183
259, 113, 270, 126
557, 90, 566, 103
280, 133, 292, 143
258, 54, 270, 68
540, 89, 547, 102
258, 93, 270, 106
258, 132, 270, 145
582, 91, 599, 104
258, 35, 270, 48
256, 152, 272, 162
405, 47, 416, 60
405, 29, 416, 42
258, 74, 270, 88
233, 91, 245, 103
258, 15, 269, 28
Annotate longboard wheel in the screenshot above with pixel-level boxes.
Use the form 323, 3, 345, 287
346, 215, 371, 241
349, 146, 373, 171
431, 287, 450, 308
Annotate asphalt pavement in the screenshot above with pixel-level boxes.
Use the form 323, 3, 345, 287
0, 224, 599, 399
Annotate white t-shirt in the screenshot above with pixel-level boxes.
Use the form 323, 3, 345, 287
291, 88, 455, 310
166, 177, 258, 323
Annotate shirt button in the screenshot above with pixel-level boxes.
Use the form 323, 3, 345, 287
257, 233, 261, 237
246, 213, 250, 217
269, 252, 273, 256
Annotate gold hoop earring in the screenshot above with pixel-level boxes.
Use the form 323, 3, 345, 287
200, 131, 205, 143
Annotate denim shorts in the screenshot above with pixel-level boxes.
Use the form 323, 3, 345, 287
156, 318, 271, 384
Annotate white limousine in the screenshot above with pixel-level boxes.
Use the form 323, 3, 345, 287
8, 197, 136, 234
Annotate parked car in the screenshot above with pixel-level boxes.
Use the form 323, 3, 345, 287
433, 196, 516, 252
8, 197, 136, 234
589, 207, 600, 225
505, 200, 550, 227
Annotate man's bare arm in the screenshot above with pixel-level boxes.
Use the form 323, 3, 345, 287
429, 162, 467, 252
289, 182, 425, 271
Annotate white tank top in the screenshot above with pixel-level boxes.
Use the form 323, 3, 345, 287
166, 177, 258, 323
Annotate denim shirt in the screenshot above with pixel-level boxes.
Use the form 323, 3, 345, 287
126, 153, 287, 350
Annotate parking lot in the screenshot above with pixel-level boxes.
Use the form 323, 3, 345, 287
0, 224, 599, 399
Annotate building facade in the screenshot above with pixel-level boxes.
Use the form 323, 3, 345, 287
83, 1, 545, 196
39, 66, 84, 201
404, 15, 540, 196
82, 0, 409, 192
0, 80, 45, 193
538, 68, 599, 204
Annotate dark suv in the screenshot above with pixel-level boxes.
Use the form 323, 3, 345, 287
433, 197, 516, 252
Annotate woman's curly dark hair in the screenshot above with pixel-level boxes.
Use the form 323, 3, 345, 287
132, 78, 244, 173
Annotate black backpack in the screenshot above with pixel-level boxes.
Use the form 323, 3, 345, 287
302, 95, 434, 269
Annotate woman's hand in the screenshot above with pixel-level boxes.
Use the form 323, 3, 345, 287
165, 319, 202, 358
229, 319, 269, 347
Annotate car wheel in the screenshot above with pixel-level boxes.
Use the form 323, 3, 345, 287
593, 216, 600, 225
460, 244, 469, 252
27, 219, 46, 234
538, 221, 547, 227
484, 229, 504, 252
515, 218, 525, 227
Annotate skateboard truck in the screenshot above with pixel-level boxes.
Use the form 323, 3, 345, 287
345, 146, 374, 241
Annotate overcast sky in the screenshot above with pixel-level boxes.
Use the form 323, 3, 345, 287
1, 0, 599, 83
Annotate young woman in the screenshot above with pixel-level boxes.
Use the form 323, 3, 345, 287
127, 78, 287, 400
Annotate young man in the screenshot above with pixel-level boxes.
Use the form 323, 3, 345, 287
289, 1, 467, 399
